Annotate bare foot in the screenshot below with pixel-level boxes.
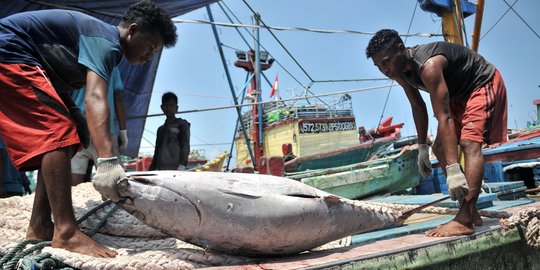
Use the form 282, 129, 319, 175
26, 220, 54, 240
473, 210, 483, 227
52, 228, 117, 258
425, 220, 474, 237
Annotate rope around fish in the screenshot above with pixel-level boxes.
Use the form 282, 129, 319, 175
362, 199, 511, 220
364, 199, 540, 250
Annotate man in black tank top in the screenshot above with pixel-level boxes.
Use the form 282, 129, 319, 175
366, 29, 508, 237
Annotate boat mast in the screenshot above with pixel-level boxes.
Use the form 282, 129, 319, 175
206, 5, 256, 169
471, 0, 485, 52
253, 13, 264, 168
234, 14, 274, 169
440, 0, 464, 45
437, 0, 484, 51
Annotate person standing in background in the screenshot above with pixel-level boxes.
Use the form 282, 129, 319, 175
150, 92, 191, 171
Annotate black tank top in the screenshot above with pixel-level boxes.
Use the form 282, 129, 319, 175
402, 42, 495, 101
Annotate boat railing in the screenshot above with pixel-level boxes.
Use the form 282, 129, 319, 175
236, 95, 355, 132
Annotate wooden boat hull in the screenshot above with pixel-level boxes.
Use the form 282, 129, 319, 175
283, 137, 395, 173
289, 146, 420, 199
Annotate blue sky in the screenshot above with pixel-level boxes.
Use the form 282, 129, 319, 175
142, 0, 540, 166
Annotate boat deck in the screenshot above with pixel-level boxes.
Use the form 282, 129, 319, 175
202, 200, 540, 270
2, 186, 539, 270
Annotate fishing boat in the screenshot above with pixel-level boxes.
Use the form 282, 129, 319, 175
286, 144, 420, 199
282, 116, 404, 173
231, 50, 404, 174
233, 97, 404, 173
2, 0, 540, 269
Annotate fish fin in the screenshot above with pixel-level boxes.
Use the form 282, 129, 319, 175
217, 189, 262, 198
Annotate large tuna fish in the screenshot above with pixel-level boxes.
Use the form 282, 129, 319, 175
116, 171, 402, 256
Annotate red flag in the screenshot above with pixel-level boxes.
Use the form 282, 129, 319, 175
270, 74, 278, 97
246, 85, 251, 95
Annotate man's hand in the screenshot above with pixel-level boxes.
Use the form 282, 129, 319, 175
69, 107, 90, 149
92, 157, 126, 202
118, 130, 128, 154
446, 163, 469, 201
177, 164, 186, 171
417, 144, 432, 178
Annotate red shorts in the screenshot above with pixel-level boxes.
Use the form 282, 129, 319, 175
450, 69, 508, 145
0, 63, 80, 171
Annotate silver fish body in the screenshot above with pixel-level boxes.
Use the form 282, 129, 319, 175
116, 171, 399, 256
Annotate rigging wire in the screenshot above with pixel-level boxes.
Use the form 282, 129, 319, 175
217, 2, 253, 48
217, 1, 309, 92
241, 0, 315, 82
502, 0, 540, 40
129, 83, 398, 119
220, 39, 388, 87
191, 133, 225, 153
153, 89, 232, 99
313, 78, 391, 83
220, 1, 329, 107
480, 0, 519, 41
172, 18, 443, 38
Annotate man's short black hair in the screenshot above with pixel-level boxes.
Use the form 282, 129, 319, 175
365, 29, 404, 59
121, 0, 178, 48
162, 92, 178, 104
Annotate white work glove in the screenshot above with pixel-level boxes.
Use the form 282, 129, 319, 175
92, 157, 126, 202
417, 144, 432, 178
446, 163, 469, 201
118, 130, 128, 154
177, 164, 186, 171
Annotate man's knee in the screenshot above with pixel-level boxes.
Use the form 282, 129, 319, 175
459, 139, 482, 154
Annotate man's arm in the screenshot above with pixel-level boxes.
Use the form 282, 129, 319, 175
420, 55, 458, 165
114, 90, 128, 154
397, 78, 429, 144
85, 70, 114, 157
397, 77, 433, 178
114, 91, 127, 132
85, 69, 126, 202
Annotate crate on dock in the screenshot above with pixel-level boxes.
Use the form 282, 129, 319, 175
415, 176, 435, 195
484, 161, 507, 182
482, 181, 527, 200
432, 167, 446, 194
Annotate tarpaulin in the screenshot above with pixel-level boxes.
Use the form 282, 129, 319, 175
0, 0, 219, 157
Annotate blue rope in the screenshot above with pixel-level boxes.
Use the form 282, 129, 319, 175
0, 239, 43, 267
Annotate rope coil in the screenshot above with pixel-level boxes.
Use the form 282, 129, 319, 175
0, 201, 117, 270
500, 207, 540, 249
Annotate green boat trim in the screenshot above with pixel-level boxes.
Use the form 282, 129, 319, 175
291, 145, 420, 199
